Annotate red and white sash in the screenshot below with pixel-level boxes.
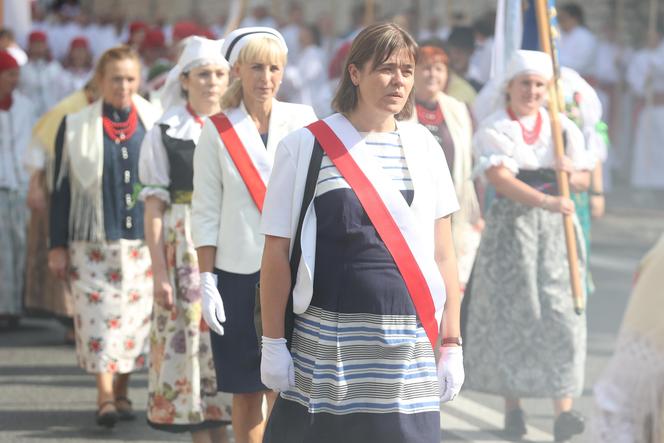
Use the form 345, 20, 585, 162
210, 107, 272, 212
307, 114, 446, 349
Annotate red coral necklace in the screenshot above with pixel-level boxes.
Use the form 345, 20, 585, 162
102, 105, 138, 144
186, 103, 204, 127
507, 107, 542, 145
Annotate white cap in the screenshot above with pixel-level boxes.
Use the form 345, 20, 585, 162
221, 27, 287, 66
161, 36, 230, 110
504, 50, 553, 83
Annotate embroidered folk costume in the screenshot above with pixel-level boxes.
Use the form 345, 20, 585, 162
139, 36, 233, 431
50, 95, 159, 373
463, 50, 595, 409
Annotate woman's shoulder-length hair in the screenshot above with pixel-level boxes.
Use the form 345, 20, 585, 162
332, 22, 418, 121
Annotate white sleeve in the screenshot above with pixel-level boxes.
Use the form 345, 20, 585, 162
472, 123, 520, 178
561, 114, 596, 171
260, 137, 297, 238
191, 120, 224, 248
138, 125, 171, 203
23, 136, 46, 174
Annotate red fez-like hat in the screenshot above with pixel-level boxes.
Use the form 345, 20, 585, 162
28, 30, 48, 44
129, 21, 149, 35
70, 36, 89, 50
141, 28, 166, 50
172, 21, 201, 41
0, 50, 19, 72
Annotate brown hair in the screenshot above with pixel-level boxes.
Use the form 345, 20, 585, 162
93, 45, 141, 81
332, 23, 418, 120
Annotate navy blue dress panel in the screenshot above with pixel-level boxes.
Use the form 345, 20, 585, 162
49, 104, 146, 247
311, 188, 416, 317
50, 118, 70, 248
264, 396, 441, 443
211, 269, 266, 393
101, 105, 146, 241
159, 124, 195, 196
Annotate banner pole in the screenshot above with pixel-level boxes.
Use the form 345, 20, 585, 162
534, 0, 585, 315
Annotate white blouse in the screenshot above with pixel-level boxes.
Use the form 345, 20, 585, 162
138, 105, 204, 203
473, 107, 596, 180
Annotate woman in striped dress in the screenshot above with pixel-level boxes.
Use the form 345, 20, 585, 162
258, 23, 465, 442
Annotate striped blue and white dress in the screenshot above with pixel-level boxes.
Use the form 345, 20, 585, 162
264, 132, 441, 443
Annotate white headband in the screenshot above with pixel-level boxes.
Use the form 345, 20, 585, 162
221, 27, 288, 66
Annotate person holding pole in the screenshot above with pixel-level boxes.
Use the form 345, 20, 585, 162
259, 23, 464, 442
462, 50, 595, 442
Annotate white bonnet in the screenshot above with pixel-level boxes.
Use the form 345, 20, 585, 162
161, 36, 230, 110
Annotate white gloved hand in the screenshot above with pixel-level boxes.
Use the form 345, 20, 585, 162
438, 346, 465, 402
200, 272, 226, 335
261, 336, 295, 392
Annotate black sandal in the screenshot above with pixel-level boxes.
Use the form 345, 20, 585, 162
114, 396, 136, 421
96, 400, 118, 428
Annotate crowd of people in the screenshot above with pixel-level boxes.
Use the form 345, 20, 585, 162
0, 1, 663, 442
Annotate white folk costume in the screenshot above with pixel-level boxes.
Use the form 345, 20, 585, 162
138, 36, 233, 431
261, 113, 459, 443
19, 58, 70, 118
283, 44, 332, 118
192, 27, 316, 394
410, 91, 480, 287
0, 57, 36, 316
626, 40, 664, 189
50, 95, 160, 373
559, 25, 598, 78
464, 50, 596, 399
592, 234, 664, 443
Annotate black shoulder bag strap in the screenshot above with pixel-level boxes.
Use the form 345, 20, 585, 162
284, 141, 323, 349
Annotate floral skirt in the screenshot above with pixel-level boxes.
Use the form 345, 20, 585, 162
69, 239, 152, 373
147, 204, 232, 430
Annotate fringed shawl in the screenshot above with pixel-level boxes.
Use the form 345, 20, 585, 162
56, 95, 159, 242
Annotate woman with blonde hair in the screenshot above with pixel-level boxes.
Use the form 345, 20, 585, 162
49, 45, 160, 428
191, 27, 316, 443
259, 23, 464, 442
139, 36, 233, 442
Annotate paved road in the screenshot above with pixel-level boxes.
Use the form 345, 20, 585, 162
1, 186, 662, 442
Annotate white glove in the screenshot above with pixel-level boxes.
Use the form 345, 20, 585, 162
438, 346, 465, 402
201, 272, 225, 335
261, 336, 295, 392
